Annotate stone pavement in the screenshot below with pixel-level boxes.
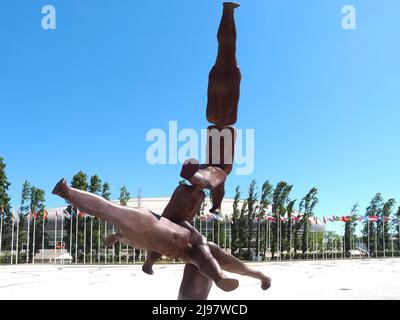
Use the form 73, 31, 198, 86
0, 258, 399, 300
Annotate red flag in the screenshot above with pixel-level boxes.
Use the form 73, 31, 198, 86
368, 216, 379, 222
323, 216, 327, 224
33, 212, 38, 220
265, 216, 276, 222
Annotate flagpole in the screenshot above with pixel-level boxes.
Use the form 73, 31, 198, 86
212, 220, 215, 243
375, 222, 377, 258
54, 212, 58, 264
11, 212, 14, 264
16, 211, 19, 264
119, 241, 122, 264
98, 219, 101, 263
26, 213, 30, 263
61, 211, 64, 265
205, 218, 208, 243
0, 210, 3, 258
41, 213, 45, 264
112, 225, 115, 263
224, 219, 227, 252
257, 216, 260, 262
278, 215, 281, 261
367, 219, 370, 257
290, 217, 292, 261
217, 220, 220, 247
32, 216, 36, 264
69, 210, 73, 264
75, 212, 79, 263
104, 221, 107, 264
83, 214, 86, 264
383, 217, 385, 258
90, 216, 93, 264
306, 218, 309, 260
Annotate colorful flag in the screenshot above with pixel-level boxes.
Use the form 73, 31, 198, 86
77, 209, 85, 218
279, 216, 286, 222
211, 214, 223, 222
33, 212, 38, 220
265, 216, 276, 222
43, 210, 48, 220
63, 209, 71, 218
323, 216, 327, 224
368, 216, 379, 222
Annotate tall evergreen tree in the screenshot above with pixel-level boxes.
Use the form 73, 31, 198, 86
396, 206, 400, 253
28, 186, 47, 261
0, 156, 12, 255
255, 181, 273, 259
119, 186, 131, 206
299, 188, 318, 256
344, 203, 359, 255
362, 193, 383, 257
231, 186, 241, 257
238, 200, 248, 259
89, 175, 102, 194
246, 180, 259, 260
101, 182, 111, 200
18, 180, 31, 256
64, 171, 88, 262
379, 198, 396, 255
271, 181, 293, 258
286, 199, 297, 256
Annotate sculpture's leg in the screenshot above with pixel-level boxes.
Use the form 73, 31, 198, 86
216, 2, 240, 66
52, 178, 192, 259
178, 221, 238, 292
53, 178, 134, 227
206, 3, 241, 126
209, 183, 225, 214
181, 243, 238, 292
208, 242, 271, 290
178, 264, 212, 300
142, 251, 161, 275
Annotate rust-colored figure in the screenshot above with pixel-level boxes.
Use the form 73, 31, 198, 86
53, 2, 272, 300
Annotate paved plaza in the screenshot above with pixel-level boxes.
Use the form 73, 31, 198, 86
0, 258, 399, 300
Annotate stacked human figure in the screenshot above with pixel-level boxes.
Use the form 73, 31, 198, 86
52, 2, 271, 300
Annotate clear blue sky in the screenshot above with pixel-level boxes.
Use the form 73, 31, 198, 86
1, 0, 399, 217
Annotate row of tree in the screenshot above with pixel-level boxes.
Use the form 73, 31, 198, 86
226, 179, 400, 260
0, 155, 137, 262
1, 155, 400, 262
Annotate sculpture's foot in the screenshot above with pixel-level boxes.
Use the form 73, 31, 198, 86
216, 277, 239, 292
52, 178, 68, 198
224, 2, 240, 10
209, 205, 221, 215
261, 276, 272, 291
142, 260, 155, 275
